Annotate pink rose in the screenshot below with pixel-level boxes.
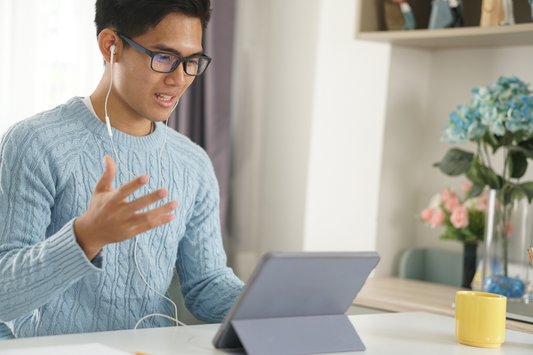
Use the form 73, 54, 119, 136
477, 193, 487, 211
445, 196, 461, 212
461, 182, 473, 193
441, 188, 456, 202
450, 206, 469, 229
430, 209, 446, 228
421, 208, 433, 222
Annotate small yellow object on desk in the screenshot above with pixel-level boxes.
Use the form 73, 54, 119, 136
528, 246, 533, 268
455, 291, 507, 348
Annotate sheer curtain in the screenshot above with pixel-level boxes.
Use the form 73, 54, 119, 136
0, 0, 103, 136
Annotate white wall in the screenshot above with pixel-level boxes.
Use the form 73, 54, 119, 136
230, 0, 323, 280
303, 0, 390, 252
230, 0, 390, 280
373, 46, 432, 276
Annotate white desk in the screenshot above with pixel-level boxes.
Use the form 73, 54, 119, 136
1, 312, 533, 354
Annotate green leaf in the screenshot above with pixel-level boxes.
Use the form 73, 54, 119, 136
508, 151, 528, 179
514, 130, 531, 143
466, 161, 485, 185
466, 157, 502, 189
508, 145, 533, 159
510, 188, 526, 204
502, 132, 515, 146
467, 209, 485, 243
503, 185, 514, 205
434, 148, 474, 176
519, 182, 533, 203
469, 183, 485, 198
519, 137, 533, 150
505, 182, 533, 204
484, 131, 501, 153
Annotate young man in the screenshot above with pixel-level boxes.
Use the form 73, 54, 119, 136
0, 0, 244, 339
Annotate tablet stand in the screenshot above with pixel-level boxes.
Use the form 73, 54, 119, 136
231, 314, 365, 355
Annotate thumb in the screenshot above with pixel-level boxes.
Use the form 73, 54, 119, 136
95, 155, 117, 192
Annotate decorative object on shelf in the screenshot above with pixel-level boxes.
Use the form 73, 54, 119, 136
500, 0, 516, 25
417, 183, 486, 288
480, 0, 504, 27
434, 76, 533, 298
428, 0, 464, 29
384, 0, 416, 31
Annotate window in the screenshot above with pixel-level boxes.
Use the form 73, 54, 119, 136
0, 0, 102, 136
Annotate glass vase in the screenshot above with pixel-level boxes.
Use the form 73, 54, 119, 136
482, 189, 532, 298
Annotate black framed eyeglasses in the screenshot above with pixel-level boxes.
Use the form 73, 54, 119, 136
114, 31, 211, 76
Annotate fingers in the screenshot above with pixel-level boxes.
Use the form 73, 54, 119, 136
125, 188, 170, 213
113, 174, 150, 201
129, 201, 178, 235
94, 156, 117, 193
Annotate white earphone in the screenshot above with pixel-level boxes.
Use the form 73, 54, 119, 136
105, 45, 116, 137
103, 41, 185, 328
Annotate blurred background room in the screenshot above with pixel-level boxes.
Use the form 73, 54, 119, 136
2, 0, 533, 285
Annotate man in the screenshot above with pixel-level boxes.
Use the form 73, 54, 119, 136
0, 0, 244, 339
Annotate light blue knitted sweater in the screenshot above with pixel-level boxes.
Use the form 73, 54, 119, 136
0, 97, 244, 339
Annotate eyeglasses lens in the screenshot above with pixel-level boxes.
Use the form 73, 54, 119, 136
152, 54, 208, 75
152, 54, 178, 72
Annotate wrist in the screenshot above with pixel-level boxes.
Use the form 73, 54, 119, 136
74, 216, 103, 261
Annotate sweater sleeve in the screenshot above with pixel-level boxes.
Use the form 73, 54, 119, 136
176, 152, 244, 323
0, 124, 103, 324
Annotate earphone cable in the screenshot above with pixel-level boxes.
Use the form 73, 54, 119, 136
104, 46, 183, 328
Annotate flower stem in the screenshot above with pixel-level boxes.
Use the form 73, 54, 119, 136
483, 142, 492, 170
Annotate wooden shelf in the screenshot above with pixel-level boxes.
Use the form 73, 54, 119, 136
357, 23, 533, 49
356, 0, 533, 49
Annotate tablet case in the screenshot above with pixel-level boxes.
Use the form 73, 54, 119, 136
212, 251, 380, 355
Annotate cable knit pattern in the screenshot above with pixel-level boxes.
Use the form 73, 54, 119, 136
0, 97, 244, 339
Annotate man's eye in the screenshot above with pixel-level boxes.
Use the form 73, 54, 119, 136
155, 54, 174, 63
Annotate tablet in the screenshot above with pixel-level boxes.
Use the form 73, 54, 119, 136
212, 251, 380, 351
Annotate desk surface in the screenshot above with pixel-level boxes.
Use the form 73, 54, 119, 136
1, 312, 532, 354
352, 276, 533, 335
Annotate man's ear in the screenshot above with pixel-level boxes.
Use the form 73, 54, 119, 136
98, 29, 120, 64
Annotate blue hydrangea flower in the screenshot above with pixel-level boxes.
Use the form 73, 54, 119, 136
443, 76, 533, 142
506, 95, 533, 133
442, 104, 486, 144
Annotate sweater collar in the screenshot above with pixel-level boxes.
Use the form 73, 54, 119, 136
69, 96, 167, 151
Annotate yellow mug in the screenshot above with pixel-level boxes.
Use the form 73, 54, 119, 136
455, 291, 506, 348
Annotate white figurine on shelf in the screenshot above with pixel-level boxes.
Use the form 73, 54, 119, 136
500, 0, 515, 25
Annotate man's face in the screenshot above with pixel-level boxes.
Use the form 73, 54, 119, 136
113, 12, 203, 123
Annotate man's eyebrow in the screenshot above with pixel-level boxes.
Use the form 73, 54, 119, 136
153, 44, 204, 57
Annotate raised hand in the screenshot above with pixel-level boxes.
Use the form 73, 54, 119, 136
74, 156, 178, 260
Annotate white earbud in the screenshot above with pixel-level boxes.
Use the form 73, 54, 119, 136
105, 44, 116, 137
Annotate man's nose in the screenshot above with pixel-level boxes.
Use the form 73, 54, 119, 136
165, 63, 187, 86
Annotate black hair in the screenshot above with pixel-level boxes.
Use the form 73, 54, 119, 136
94, 0, 211, 41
